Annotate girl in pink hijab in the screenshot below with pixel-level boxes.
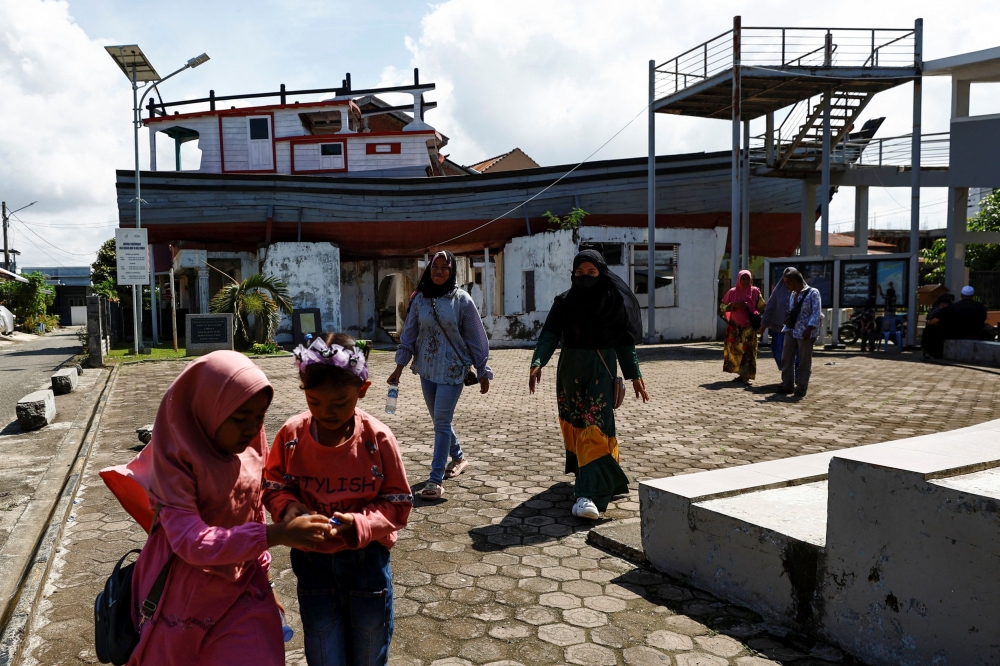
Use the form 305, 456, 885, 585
720, 269, 766, 384
100, 351, 332, 665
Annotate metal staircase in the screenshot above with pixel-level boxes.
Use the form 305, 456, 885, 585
774, 91, 875, 169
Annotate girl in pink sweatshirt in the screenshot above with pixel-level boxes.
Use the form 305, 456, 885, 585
100, 351, 332, 665
263, 332, 412, 666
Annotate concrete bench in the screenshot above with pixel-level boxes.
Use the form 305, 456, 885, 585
943, 339, 1000, 367
50, 368, 79, 395
640, 419, 1000, 666
15, 390, 56, 431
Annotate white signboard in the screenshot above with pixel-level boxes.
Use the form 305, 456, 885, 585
115, 228, 149, 286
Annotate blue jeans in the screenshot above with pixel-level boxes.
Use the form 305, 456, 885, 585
420, 377, 464, 484
291, 543, 394, 666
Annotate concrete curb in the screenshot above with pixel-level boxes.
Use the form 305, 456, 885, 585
0, 363, 119, 666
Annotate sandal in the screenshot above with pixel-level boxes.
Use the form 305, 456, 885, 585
420, 482, 444, 500
445, 458, 469, 479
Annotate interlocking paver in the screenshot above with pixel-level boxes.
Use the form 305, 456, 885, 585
15, 345, 1000, 666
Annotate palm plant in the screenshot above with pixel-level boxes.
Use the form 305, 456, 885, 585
210, 273, 293, 349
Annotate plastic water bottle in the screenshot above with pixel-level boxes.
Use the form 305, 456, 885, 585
279, 610, 294, 642
385, 383, 398, 415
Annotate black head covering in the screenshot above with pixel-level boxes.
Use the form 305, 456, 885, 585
542, 249, 642, 349
416, 250, 458, 298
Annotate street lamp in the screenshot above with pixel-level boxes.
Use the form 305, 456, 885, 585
105, 45, 209, 354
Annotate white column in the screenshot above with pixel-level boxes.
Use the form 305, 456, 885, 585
945, 79, 971, 293
907, 18, 923, 347
198, 267, 210, 314
855, 186, 869, 252
483, 247, 491, 318
647, 59, 657, 342
336, 107, 353, 134
800, 181, 816, 256
820, 92, 832, 257
741, 120, 750, 270
149, 129, 157, 171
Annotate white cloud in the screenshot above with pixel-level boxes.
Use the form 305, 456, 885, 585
0, 0, 132, 267
406, 0, 1000, 229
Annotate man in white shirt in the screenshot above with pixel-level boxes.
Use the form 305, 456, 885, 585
777, 268, 822, 397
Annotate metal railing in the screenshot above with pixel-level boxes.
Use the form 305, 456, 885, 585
749, 132, 949, 169
654, 26, 916, 100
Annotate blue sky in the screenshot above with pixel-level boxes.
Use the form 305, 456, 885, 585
2, 0, 999, 267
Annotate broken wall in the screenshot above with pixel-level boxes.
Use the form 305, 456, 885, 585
261, 242, 341, 343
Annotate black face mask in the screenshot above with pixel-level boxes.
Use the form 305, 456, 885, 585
573, 275, 599, 289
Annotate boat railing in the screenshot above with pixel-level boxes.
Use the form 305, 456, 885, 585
749, 131, 950, 169
654, 26, 916, 100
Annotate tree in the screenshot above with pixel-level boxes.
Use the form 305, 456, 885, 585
921, 190, 1000, 283
90, 238, 128, 302
0, 271, 56, 331
210, 273, 293, 349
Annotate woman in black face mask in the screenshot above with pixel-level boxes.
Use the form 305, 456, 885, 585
528, 250, 649, 520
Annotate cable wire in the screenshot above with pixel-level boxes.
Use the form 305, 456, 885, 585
426, 100, 652, 250
10, 213, 97, 257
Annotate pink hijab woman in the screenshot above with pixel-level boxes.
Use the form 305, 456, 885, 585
100, 351, 330, 665
720, 269, 766, 384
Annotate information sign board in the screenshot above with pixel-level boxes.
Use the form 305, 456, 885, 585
115, 229, 149, 286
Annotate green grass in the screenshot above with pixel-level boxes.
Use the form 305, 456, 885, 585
105, 339, 292, 363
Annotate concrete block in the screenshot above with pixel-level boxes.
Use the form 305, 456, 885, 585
50, 368, 78, 395
15, 390, 56, 431
943, 339, 1000, 367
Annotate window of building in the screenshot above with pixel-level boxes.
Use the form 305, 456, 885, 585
523, 270, 535, 313
249, 118, 270, 140
321, 143, 342, 156
579, 242, 624, 265
630, 244, 678, 307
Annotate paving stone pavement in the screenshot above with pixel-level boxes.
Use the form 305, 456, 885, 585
17, 345, 1000, 666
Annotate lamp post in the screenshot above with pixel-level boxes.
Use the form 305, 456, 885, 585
106, 45, 209, 354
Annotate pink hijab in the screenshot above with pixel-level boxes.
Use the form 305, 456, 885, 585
100, 351, 273, 535
722, 269, 761, 328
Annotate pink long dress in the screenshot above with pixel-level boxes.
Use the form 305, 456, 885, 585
101, 351, 283, 665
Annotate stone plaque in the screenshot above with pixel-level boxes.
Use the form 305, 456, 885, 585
185, 313, 234, 356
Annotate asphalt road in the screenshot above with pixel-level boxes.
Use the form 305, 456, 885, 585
0, 328, 82, 429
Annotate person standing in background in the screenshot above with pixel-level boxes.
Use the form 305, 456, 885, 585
720, 270, 766, 384
777, 269, 822, 397
759, 267, 794, 370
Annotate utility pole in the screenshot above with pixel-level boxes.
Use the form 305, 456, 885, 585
2, 202, 8, 272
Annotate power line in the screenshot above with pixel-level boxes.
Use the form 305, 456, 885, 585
10, 213, 97, 257
427, 99, 652, 250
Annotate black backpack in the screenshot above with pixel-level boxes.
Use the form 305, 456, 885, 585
94, 549, 174, 665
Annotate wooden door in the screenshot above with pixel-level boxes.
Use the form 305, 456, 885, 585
247, 117, 273, 170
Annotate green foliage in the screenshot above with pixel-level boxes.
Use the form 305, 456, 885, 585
921, 190, 1000, 283
0, 271, 56, 332
248, 342, 280, 355
22, 313, 60, 335
543, 207, 590, 230
90, 238, 130, 302
210, 273, 293, 349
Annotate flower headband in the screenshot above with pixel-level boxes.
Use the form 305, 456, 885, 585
292, 337, 369, 382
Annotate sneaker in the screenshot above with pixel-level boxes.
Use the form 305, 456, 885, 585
571, 498, 600, 520
794, 388, 807, 397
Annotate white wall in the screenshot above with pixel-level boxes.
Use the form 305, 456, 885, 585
502, 228, 576, 315
500, 226, 727, 342
261, 242, 341, 344
221, 116, 250, 171
579, 226, 728, 342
